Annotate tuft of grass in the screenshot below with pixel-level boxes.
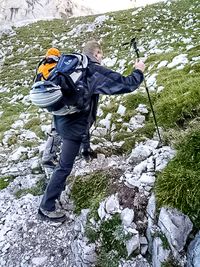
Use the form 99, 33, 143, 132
0, 175, 15, 190
71, 170, 110, 214
155, 127, 200, 228
15, 178, 46, 198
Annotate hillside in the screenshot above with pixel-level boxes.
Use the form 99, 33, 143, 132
0, 0, 200, 266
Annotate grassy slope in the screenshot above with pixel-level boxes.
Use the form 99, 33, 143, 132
0, 0, 200, 227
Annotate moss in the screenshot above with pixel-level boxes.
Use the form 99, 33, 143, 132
155, 127, 200, 228
0, 175, 15, 190
15, 178, 46, 198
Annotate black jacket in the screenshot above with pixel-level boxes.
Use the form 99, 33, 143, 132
54, 58, 144, 141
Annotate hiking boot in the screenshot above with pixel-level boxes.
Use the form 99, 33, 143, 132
38, 207, 66, 223
82, 148, 97, 161
42, 160, 57, 169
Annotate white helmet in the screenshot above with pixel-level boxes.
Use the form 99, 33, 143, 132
30, 81, 62, 108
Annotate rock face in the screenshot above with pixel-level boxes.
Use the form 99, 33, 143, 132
0, 0, 93, 26
187, 231, 200, 267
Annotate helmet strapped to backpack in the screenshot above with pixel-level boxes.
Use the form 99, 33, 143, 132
30, 53, 90, 116
30, 81, 63, 109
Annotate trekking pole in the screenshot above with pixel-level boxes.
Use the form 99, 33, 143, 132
130, 37, 162, 144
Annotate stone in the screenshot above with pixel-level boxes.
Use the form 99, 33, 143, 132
128, 143, 153, 164
105, 194, 120, 214
139, 172, 155, 185
117, 104, 126, 116
135, 104, 148, 114
133, 160, 147, 176
158, 207, 193, 253
120, 255, 150, 267
167, 54, 188, 68
31, 256, 48, 266
82, 243, 97, 264
187, 231, 200, 267
99, 113, 112, 130
121, 208, 134, 227
129, 115, 145, 130
152, 237, 170, 267
126, 233, 140, 256
97, 201, 106, 220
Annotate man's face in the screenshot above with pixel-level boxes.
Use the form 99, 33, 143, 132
94, 48, 103, 64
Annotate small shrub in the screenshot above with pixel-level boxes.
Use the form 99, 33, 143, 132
96, 214, 129, 267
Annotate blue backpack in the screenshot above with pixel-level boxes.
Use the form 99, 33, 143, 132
30, 53, 90, 115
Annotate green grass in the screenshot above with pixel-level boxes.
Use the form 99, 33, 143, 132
15, 178, 46, 198
71, 170, 111, 214
0, 175, 15, 190
155, 127, 200, 228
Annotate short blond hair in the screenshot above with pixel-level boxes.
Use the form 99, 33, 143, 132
82, 40, 102, 56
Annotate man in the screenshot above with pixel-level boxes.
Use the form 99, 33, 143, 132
38, 40, 145, 222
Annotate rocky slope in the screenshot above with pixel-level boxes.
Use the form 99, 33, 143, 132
0, 0, 200, 266
0, 0, 93, 29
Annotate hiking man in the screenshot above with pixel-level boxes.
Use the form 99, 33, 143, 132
38, 40, 145, 222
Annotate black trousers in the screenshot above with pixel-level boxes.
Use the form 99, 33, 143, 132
40, 138, 81, 211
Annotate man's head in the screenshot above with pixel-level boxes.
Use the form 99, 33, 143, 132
82, 40, 103, 64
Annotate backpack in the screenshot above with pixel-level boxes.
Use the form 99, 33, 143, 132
30, 53, 90, 116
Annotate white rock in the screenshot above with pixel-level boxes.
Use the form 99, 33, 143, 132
105, 195, 120, 214
133, 160, 147, 176
139, 173, 155, 185
120, 208, 134, 227
152, 237, 170, 267
92, 127, 108, 137
21, 130, 38, 140
154, 146, 176, 171
128, 143, 153, 164
167, 54, 188, 68
9, 146, 28, 161
146, 73, 157, 87
135, 104, 148, 114
82, 243, 97, 263
31, 256, 48, 266
129, 115, 145, 130
158, 207, 193, 253
126, 233, 140, 256
97, 201, 106, 220
117, 104, 126, 116
99, 113, 112, 130
157, 86, 164, 93
157, 60, 168, 69
102, 57, 117, 67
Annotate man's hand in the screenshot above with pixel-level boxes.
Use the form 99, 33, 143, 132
134, 60, 145, 73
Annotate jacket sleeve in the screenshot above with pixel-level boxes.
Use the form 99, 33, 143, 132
89, 64, 144, 95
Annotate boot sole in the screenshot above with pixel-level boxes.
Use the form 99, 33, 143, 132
38, 209, 67, 223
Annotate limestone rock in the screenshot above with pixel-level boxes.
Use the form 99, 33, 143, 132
187, 231, 200, 267
158, 207, 193, 253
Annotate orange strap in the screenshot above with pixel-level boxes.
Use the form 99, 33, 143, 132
37, 62, 57, 80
